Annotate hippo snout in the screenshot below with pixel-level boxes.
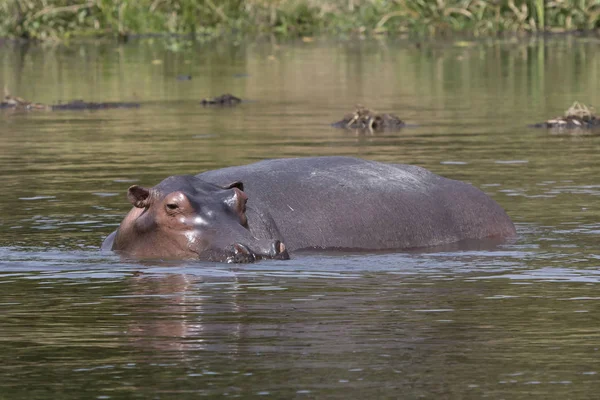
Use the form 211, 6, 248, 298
263, 240, 289, 259
227, 240, 289, 263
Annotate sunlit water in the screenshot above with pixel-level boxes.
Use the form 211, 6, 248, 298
1, 37, 600, 398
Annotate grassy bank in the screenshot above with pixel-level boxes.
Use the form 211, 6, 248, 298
1, 0, 599, 41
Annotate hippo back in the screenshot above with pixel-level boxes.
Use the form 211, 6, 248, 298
197, 157, 515, 252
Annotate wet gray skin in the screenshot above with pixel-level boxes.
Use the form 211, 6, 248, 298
101, 175, 289, 263
102, 157, 516, 263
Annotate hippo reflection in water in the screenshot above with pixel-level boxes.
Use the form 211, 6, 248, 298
101, 157, 516, 263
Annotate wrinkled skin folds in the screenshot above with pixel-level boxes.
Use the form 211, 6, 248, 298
102, 157, 516, 263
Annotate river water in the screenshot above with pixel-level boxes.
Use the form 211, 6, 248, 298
1, 36, 600, 398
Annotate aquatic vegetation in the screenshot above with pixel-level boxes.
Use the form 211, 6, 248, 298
546, 0, 600, 31
0, 0, 597, 40
377, 0, 552, 35
565, 101, 595, 121
1, 88, 48, 110
1, 96, 47, 110
332, 105, 405, 133
0, 0, 246, 40
535, 101, 600, 129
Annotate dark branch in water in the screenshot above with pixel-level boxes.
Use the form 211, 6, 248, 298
51, 100, 140, 110
201, 93, 242, 106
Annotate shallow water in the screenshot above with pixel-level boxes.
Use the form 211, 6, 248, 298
1, 36, 600, 398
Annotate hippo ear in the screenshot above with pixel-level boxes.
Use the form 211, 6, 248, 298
223, 182, 248, 226
127, 185, 151, 208
223, 181, 244, 192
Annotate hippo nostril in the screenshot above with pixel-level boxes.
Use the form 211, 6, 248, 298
233, 243, 252, 255
272, 240, 290, 260
230, 240, 289, 263
271, 240, 281, 255
229, 243, 256, 264
271, 240, 286, 255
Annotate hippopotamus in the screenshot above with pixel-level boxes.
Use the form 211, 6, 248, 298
101, 157, 516, 263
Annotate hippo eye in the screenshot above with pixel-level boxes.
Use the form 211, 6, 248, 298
166, 203, 179, 211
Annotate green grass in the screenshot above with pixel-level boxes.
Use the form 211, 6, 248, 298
1, 0, 599, 41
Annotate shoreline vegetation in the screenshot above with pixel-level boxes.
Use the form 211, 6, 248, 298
1, 1, 599, 41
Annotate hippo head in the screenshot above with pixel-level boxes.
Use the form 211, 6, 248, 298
111, 175, 289, 263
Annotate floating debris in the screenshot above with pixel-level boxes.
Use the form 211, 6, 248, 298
533, 102, 600, 129
201, 93, 242, 106
1, 88, 47, 110
0, 88, 140, 111
51, 100, 140, 110
332, 105, 405, 133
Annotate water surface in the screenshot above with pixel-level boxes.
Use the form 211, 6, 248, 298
1, 36, 600, 398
